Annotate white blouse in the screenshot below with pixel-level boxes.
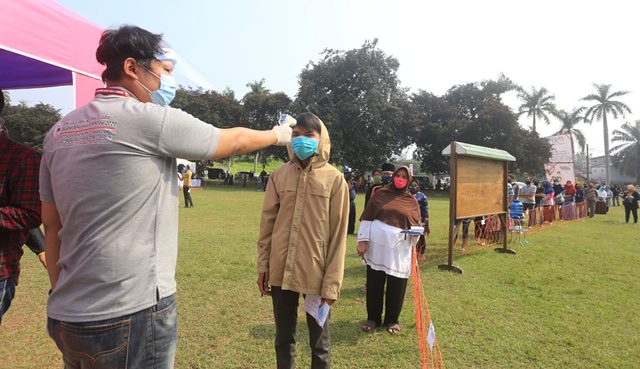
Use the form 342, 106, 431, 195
357, 220, 419, 279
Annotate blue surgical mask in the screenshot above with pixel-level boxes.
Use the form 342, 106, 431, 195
137, 67, 177, 106
291, 136, 318, 160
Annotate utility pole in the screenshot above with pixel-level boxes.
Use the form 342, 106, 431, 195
586, 144, 590, 184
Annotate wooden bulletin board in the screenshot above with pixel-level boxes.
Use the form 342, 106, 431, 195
455, 156, 505, 219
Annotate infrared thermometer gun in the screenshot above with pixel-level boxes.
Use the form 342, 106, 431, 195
278, 114, 297, 127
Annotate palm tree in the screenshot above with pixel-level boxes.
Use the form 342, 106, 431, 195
582, 83, 632, 184
610, 120, 640, 183
517, 86, 558, 133
555, 107, 587, 153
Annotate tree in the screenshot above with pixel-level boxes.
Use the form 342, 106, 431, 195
171, 88, 245, 175
242, 83, 292, 168
582, 83, 632, 184
411, 82, 551, 176
481, 73, 521, 100
295, 39, 411, 172
610, 120, 640, 183
0, 93, 61, 149
517, 86, 558, 133
555, 107, 587, 153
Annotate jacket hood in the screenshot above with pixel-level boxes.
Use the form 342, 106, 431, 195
289, 117, 330, 168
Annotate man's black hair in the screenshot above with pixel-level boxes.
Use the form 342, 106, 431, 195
96, 25, 164, 82
295, 112, 322, 134
381, 163, 395, 172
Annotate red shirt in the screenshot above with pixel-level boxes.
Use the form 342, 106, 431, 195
0, 132, 42, 284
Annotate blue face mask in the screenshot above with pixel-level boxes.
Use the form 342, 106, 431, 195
381, 176, 393, 184
137, 67, 177, 106
291, 136, 319, 160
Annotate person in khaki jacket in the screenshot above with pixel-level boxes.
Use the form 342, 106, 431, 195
256, 112, 349, 369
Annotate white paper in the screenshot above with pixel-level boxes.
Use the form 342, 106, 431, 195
427, 320, 436, 352
303, 295, 330, 327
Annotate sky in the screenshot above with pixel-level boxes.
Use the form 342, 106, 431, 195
9, 0, 640, 158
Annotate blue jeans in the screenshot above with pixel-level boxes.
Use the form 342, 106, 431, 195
48, 294, 177, 369
0, 277, 16, 325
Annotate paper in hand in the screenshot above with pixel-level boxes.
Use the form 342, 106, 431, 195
303, 295, 330, 327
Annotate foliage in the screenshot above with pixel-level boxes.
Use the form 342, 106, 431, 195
242, 82, 292, 166
555, 107, 587, 153
295, 39, 411, 172
582, 83, 632, 184
610, 120, 640, 183
411, 82, 551, 176
0, 92, 61, 149
517, 86, 558, 133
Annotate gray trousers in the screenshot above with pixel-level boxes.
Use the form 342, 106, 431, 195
271, 286, 331, 369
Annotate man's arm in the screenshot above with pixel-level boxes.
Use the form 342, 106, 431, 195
321, 176, 350, 303
42, 201, 62, 290
256, 173, 281, 296
211, 126, 291, 160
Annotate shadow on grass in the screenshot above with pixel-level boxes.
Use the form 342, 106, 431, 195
249, 320, 374, 347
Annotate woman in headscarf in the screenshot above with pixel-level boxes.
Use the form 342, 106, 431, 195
356, 166, 421, 334
542, 180, 556, 223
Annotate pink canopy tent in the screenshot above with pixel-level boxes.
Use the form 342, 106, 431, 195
0, 0, 105, 107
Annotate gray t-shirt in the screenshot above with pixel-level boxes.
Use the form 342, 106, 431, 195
40, 89, 219, 322
520, 184, 537, 204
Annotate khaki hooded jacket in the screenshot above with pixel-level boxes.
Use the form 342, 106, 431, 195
256, 119, 349, 300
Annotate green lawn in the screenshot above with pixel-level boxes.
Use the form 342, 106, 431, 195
1, 188, 639, 368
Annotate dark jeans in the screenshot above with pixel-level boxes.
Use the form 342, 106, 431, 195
613, 196, 620, 206
183, 185, 194, 207
271, 286, 331, 369
624, 206, 638, 223
366, 265, 408, 327
48, 294, 177, 369
347, 202, 356, 234
0, 277, 16, 325
522, 202, 535, 211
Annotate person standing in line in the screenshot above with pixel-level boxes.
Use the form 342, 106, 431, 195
409, 178, 429, 256
357, 166, 421, 335
257, 113, 349, 369
612, 185, 620, 207
520, 177, 537, 212
41, 26, 293, 368
585, 184, 597, 218
344, 167, 357, 235
622, 184, 639, 224
364, 163, 395, 208
182, 165, 194, 208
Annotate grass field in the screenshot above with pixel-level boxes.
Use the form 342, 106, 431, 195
1, 187, 639, 368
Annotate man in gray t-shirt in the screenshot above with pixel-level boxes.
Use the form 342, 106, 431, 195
40, 26, 292, 368
520, 177, 537, 211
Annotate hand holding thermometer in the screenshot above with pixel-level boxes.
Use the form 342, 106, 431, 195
278, 114, 297, 127
272, 114, 296, 146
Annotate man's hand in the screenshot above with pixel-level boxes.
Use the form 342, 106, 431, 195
257, 272, 271, 296
356, 241, 368, 256
321, 298, 336, 306
37, 252, 47, 269
272, 125, 293, 146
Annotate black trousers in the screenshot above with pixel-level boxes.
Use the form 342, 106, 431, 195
347, 202, 356, 234
271, 286, 331, 369
183, 185, 194, 207
366, 265, 408, 327
624, 206, 638, 223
